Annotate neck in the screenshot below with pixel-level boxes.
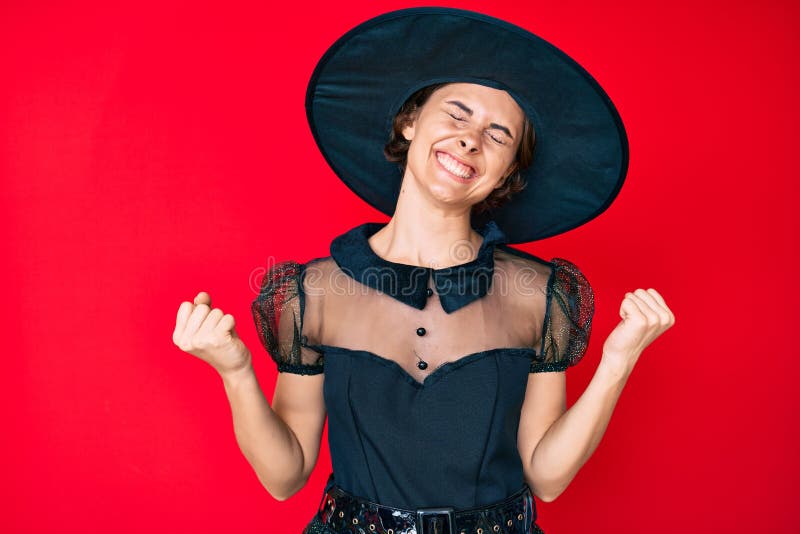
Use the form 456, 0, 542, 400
368, 173, 484, 269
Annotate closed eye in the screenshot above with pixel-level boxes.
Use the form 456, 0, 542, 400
447, 111, 507, 145
488, 132, 506, 145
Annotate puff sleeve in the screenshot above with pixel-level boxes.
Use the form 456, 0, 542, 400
250, 260, 324, 375
530, 257, 595, 373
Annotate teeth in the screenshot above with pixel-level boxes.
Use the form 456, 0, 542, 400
436, 152, 473, 179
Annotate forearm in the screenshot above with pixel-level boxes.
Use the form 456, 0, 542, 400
220, 357, 305, 500
528, 357, 633, 501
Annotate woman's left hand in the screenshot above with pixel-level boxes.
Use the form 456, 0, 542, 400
601, 288, 676, 376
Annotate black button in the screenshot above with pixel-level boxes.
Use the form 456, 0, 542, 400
426, 288, 433, 297
416, 327, 426, 336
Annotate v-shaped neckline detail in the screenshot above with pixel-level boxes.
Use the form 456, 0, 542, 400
305, 343, 536, 388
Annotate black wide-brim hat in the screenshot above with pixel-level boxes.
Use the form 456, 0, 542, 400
305, 7, 629, 244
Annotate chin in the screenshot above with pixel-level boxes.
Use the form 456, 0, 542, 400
424, 181, 476, 206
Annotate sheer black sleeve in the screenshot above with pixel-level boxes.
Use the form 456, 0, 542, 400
530, 257, 594, 373
250, 260, 324, 375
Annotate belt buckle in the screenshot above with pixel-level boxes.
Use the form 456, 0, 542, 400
416, 507, 456, 534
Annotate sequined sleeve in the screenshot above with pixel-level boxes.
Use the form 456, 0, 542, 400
250, 260, 324, 375
531, 257, 594, 373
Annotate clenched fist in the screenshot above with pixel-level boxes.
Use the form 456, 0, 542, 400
173, 291, 252, 377
601, 288, 676, 376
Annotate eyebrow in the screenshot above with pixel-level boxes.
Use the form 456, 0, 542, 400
445, 100, 514, 140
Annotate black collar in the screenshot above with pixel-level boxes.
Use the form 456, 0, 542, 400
329, 220, 509, 314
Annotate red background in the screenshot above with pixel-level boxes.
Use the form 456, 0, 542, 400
1, 0, 797, 532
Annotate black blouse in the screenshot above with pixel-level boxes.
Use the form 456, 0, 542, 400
251, 220, 594, 510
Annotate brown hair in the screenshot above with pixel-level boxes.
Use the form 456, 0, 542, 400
384, 83, 536, 214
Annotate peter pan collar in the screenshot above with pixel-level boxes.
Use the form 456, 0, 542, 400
329, 220, 508, 314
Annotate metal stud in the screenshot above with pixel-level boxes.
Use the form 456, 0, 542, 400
338, 511, 344, 518
352, 518, 358, 525
517, 513, 524, 520
369, 525, 376, 532
507, 519, 513, 526
493, 526, 500, 532
477, 529, 484, 534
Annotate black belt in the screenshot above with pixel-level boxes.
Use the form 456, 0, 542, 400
314, 475, 538, 534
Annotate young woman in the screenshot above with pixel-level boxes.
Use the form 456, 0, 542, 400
173, 8, 674, 534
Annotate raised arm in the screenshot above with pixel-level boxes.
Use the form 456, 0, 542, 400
521, 287, 675, 501
247, 259, 328, 499
220, 363, 325, 501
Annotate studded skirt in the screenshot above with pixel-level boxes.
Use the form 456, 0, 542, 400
301, 473, 546, 534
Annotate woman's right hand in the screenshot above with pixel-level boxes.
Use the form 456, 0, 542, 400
173, 291, 252, 377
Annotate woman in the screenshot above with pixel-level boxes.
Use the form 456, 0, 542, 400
173, 8, 674, 533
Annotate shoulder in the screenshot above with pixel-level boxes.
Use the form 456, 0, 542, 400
493, 246, 594, 367
298, 255, 338, 289
491, 246, 551, 333
250, 257, 333, 374
494, 245, 552, 284
493, 245, 592, 312
256, 256, 337, 294
547, 257, 593, 307
495, 245, 591, 291
251, 256, 339, 330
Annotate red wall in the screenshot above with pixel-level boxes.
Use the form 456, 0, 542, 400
2, 0, 797, 532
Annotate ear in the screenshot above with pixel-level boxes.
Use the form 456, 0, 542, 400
402, 119, 417, 142
401, 110, 419, 142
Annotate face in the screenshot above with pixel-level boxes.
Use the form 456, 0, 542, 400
401, 83, 525, 208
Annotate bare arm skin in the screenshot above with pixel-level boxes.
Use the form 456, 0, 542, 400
519, 363, 629, 502
174, 292, 326, 501
220, 365, 326, 500
518, 288, 676, 501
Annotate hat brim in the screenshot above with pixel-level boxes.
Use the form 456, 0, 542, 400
306, 7, 629, 244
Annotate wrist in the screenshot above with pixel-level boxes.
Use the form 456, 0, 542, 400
219, 357, 255, 387
598, 352, 636, 383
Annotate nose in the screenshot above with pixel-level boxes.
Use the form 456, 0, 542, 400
458, 131, 480, 153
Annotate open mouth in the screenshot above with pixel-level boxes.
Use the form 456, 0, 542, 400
436, 151, 475, 180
